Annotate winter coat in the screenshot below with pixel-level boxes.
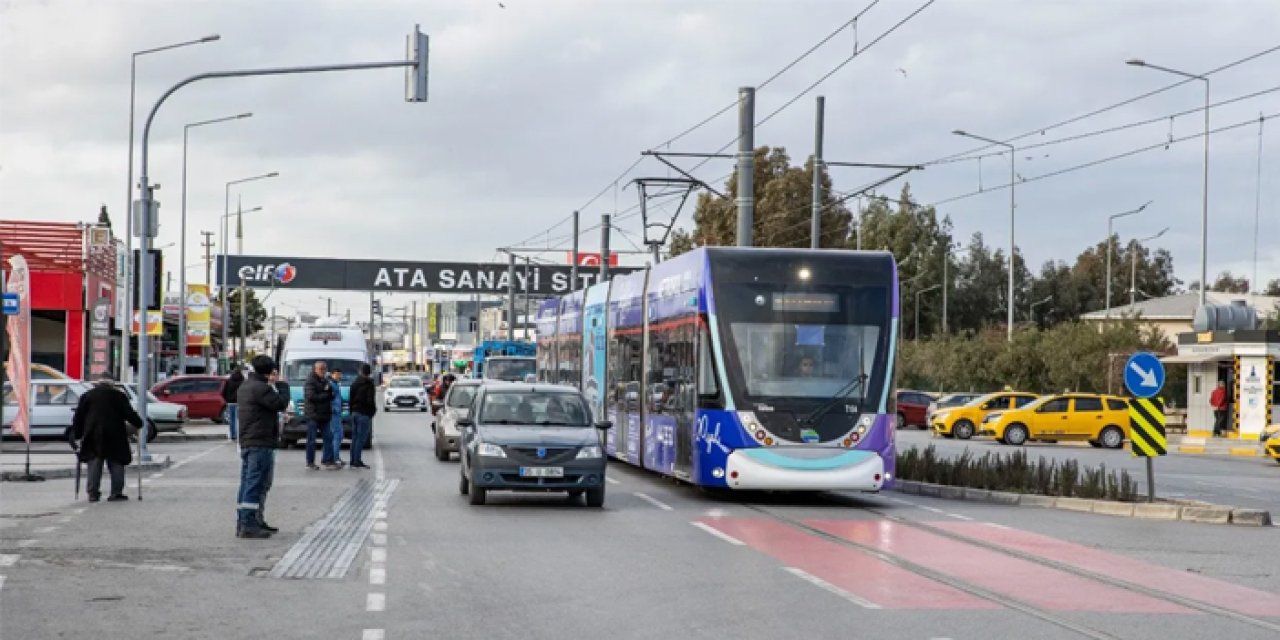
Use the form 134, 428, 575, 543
72, 383, 142, 465
222, 369, 245, 403
303, 372, 334, 422
237, 373, 290, 449
329, 379, 343, 413
349, 375, 378, 417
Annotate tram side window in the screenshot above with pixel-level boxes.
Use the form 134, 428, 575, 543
697, 325, 719, 399
647, 318, 696, 415
608, 330, 642, 408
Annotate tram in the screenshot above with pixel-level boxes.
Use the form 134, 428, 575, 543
535, 247, 898, 491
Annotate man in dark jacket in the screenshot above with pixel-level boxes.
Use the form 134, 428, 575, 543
348, 364, 378, 469
235, 355, 290, 538
222, 364, 245, 441
72, 375, 143, 502
302, 361, 334, 471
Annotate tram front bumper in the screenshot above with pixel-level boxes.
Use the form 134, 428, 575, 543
723, 447, 885, 491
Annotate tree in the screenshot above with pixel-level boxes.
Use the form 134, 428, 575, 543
668, 146, 852, 254
1209, 271, 1250, 293
1264, 279, 1280, 296
227, 287, 267, 342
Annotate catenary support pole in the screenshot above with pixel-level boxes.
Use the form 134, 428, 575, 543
600, 214, 611, 283
736, 87, 755, 247
810, 96, 824, 249
570, 210, 579, 291
506, 251, 516, 341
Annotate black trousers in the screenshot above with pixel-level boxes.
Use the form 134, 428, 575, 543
85, 458, 125, 498
1212, 409, 1229, 435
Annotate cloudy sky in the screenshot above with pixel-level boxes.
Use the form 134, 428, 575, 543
2, 0, 1278, 321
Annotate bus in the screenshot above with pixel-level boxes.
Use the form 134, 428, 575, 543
535, 246, 899, 492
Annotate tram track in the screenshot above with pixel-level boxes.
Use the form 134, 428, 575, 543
737, 494, 1280, 638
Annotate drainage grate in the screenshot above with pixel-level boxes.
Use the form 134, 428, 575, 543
267, 477, 398, 579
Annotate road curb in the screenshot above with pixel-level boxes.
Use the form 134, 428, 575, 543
156, 433, 228, 443
892, 479, 1271, 526
1, 455, 171, 482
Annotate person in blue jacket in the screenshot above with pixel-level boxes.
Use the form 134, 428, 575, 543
324, 369, 345, 469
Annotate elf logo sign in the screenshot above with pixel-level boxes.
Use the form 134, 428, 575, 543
237, 262, 297, 285
567, 252, 618, 267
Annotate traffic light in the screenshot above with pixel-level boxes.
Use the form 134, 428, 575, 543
405, 25, 429, 102
372, 300, 383, 316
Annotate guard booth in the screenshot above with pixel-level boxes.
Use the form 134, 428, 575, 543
1163, 301, 1279, 438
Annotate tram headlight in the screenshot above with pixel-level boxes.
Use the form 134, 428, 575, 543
738, 411, 765, 441
855, 413, 874, 435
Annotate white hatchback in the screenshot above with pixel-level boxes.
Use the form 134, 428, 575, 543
384, 376, 428, 412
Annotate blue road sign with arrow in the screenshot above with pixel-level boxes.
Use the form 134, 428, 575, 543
2, 292, 18, 315
1124, 352, 1165, 399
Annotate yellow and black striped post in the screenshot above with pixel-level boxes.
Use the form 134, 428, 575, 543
1129, 397, 1166, 503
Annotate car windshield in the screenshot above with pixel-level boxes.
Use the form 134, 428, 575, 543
486, 358, 536, 381
479, 390, 591, 426
283, 358, 365, 383
965, 394, 997, 408
390, 378, 419, 388
938, 394, 975, 408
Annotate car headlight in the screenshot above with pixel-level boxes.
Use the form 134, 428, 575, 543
477, 442, 506, 457
576, 445, 602, 459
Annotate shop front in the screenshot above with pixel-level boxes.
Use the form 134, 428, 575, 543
1165, 330, 1279, 438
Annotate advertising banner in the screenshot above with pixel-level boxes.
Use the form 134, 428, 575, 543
89, 283, 113, 378
4, 255, 33, 442
1237, 356, 1271, 437
185, 284, 212, 347
132, 310, 163, 337
216, 255, 638, 295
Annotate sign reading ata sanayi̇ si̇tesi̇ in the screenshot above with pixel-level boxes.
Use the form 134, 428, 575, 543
214, 255, 638, 295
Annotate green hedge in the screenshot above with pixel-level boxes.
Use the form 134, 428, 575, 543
896, 445, 1138, 502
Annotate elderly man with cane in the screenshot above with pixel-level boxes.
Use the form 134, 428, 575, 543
70, 374, 142, 502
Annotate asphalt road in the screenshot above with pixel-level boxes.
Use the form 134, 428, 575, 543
896, 428, 1280, 513
3, 411, 1279, 640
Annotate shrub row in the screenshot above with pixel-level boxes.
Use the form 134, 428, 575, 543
896, 445, 1138, 502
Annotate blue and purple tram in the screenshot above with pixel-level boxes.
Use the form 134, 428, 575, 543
535, 247, 899, 491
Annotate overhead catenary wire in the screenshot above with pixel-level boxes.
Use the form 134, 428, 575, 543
925, 42, 1280, 166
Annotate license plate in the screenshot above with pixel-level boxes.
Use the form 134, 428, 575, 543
519, 466, 564, 478
396, 399, 416, 404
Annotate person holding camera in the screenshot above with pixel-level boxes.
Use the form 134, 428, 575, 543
234, 355, 289, 539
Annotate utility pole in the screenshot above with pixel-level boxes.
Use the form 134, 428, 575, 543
600, 214, 611, 283
942, 246, 950, 335
411, 300, 417, 368
506, 251, 516, 341
736, 87, 755, 247
810, 96, 824, 249
201, 231, 214, 289
570, 210, 579, 291
523, 258, 531, 338
238, 275, 246, 360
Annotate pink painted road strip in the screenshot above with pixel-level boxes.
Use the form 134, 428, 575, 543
935, 521, 1280, 617
699, 518, 996, 610
808, 520, 1192, 614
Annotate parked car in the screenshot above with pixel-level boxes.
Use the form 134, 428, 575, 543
113, 383, 187, 441
931, 391, 1039, 440
384, 375, 429, 412
2, 379, 92, 439
925, 392, 985, 427
980, 393, 1131, 448
434, 379, 485, 461
895, 390, 937, 429
1260, 424, 1280, 463
458, 384, 611, 507
151, 375, 227, 422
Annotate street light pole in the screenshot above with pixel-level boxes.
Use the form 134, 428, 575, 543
1128, 59, 1210, 306
219, 204, 263, 364
179, 112, 251, 374
1130, 227, 1171, 312
915, 284, 941, 342
122, 34, 220, 383
953, 129, 1016, 341
221, 173, 277, 369
1104, 201, 1152, 318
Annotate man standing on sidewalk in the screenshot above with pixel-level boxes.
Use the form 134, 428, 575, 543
1210, 379, 1230, 437
303, 361, 334, 470
235, 355, 289, 539
222, 363, 245, 441
348, 364, 377, 469
72, 374, 142, 502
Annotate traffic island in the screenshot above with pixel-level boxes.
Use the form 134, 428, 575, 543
893, 479, 1271, 526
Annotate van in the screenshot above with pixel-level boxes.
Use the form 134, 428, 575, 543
278, 322, 372, 448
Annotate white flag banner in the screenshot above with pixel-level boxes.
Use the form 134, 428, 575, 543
5, 255, 33, 442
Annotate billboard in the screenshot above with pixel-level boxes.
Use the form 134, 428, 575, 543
185, 284, 212, 347
132, 310, 163, 336
215, 255, 638, 295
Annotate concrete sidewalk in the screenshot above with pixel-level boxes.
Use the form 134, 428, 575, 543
1, 454, 171, 481
1169, 431, 1270, 457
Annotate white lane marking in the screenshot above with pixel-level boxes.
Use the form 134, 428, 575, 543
168, 441, 229, 470
57, 516, 73, 524
633, 492, 674, 511
72, 508, 86, 515
17, 540, 37, 548
887, 496, 916, 505
33, 526, 57, 535
362, 631, 385, 640
0, 575, 5, 591
704, 508, 729, 518
149, 473, 164, 479
947, 513, 974, 521
783, 566, 881, 609
985, 522, 1012, 530
373, 521, 388, 533
691, 521, 745, 546
605, 476, 620, 485
369, 566, 386, 585
375, 510, 388, 520
0, 555, 18, 567
918, 506, 946, 514
371, 548, 387, 563
374, 446, 386, 483
366, 592, 385, 612
371, 533, 387, 546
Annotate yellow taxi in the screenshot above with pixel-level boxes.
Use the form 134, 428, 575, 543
931, 391, 1039, 440
1261, 424, 1280, 463
979, 393, 1132, 448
